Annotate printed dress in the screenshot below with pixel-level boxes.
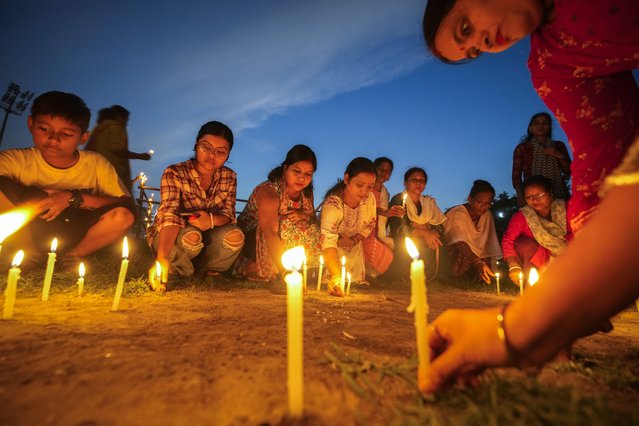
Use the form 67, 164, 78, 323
320, 192, 377, 282
528, 0, 639, 232
236, 179, 321, 281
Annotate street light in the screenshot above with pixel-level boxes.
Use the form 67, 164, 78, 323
0, 82, 35, 147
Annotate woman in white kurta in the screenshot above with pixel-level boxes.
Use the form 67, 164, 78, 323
321, 157, 378, 296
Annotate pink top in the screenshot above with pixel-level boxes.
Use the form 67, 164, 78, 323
528, 0, 639, 232
501, 211, 549, 268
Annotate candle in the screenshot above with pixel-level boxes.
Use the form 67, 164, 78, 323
402, 192, 407, 208
346, 272, 352, 295
302, 255, 307, 292
3, 250, 24, 320
77, 262, 85, 296
316, 255, 324, 291
405, 238, 429, 391
340, 256, 346, 293
281, 246, 304, 418
41, 238, 58, 301
495, 272, 501, 294
528, 268, 539, 287
518, 271, 524, 296
111, 237, 129, 311
149, 149, 154, 155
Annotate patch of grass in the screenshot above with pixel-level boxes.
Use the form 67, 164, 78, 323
325, 344, 639, 426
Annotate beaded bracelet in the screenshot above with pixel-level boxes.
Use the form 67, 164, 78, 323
496, 302, 532, 368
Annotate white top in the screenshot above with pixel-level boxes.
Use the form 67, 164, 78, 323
444, 204, 502, 259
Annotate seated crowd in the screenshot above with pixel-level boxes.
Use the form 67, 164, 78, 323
0, 90, 571, 297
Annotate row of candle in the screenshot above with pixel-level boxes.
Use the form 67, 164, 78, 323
2, 236, 134, 320
494, 268, 539, 295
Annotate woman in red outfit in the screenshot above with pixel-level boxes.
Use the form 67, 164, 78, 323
502, 175, 568, 286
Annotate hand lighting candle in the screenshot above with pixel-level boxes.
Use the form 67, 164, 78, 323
404, 238, 430, 391
111, 237, 129, 311
3, 250, 24, 320
316, 255, 324, 291
281, 246, 305, 418
77, 262, 85, 296
41, 238, 58, 301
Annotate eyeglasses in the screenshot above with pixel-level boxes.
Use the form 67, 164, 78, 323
525, 192, 546, 201
197, 144, 229, 157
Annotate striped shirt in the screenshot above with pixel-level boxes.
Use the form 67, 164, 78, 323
147, 159, 237, 240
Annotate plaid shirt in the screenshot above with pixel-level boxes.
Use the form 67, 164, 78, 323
147, 159, 237, 240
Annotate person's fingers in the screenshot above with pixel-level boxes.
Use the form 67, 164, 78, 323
420, 342, 466, 393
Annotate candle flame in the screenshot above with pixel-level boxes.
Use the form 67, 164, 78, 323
79, 262, 85, 278
404, 237, 419, 260
281, 246, 305, 271
149, 149, 154, 154
122, 236, 129, 259
495, 272, 500, 278
341, 256, 346, 266
528, 268, 539, 286
12, 250, 24, 267
518, 271, 523, 280
0, 209, 33, 244
402, 193, 407, 201
319, 255, 324, 265
155, 261, 161, 278
51, 237, 58, 252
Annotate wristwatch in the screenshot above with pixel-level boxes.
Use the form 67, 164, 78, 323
68, 189, 83, 209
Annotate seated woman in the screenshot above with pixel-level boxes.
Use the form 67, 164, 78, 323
362, 157, 404, 277
443, 180, 502, 284
147, 121, 244, 287
503, 175, 569, 286
320, 157, 381, 296
388, 167, 446, 279
235, 144, 321, 281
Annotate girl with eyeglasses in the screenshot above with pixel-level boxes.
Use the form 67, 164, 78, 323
502, 175, 568, 287
146, 121, 244, 290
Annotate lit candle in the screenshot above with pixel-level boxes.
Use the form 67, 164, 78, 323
495, 272, 501, 294
41, 238, 58, 301
3, 250, 24, 320
405, 238, 429, 391
346, 272, 352, 295
316, 255, 324, 291
281, 246, 304, 418
77, 262, 85, 296
402, 192, 407, 208
149, 149, 154, 155
340, 256, 346, 293
111, 237, 129, 311
528, 267, 539, 287
518, 271, 524, 296
302, 255, 307, 292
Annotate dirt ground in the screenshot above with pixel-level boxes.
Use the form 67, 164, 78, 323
1, 279, 638, 426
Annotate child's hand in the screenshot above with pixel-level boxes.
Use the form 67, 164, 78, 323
36, 189, 74, 221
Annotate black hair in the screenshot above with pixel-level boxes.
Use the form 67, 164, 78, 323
268, 144, 317, 197
404, 167, 428, 184
109, 105, 130, 121
373, 156, 394, 171
422, 0, 459, 63
521, 112, 553, 144
194, 121, 234, 151
324, 157, 377, 198
469, 179, 495, 198
522, 175, 552, 194
30, 91, 91, 132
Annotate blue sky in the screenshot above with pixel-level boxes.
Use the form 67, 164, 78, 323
0, 0, 565, 210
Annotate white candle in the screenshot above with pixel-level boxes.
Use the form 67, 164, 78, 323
340, 256, 346, 293
111, 237, 129, 311
3, 250, 24, 320
528, 268, 539, 287
41, 238, 58, 301
316, 255, 324, 291
518, 271, 524, 296
495, 272, 501, 294
77, 262, 85, 296
405, 238, 429, 391
302, 255, 307, 292
346, 272, 352, 295
281, 246, 304, 418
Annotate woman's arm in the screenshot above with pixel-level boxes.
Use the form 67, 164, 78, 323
423, 183, 639, 392
256, 185, 285, 273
